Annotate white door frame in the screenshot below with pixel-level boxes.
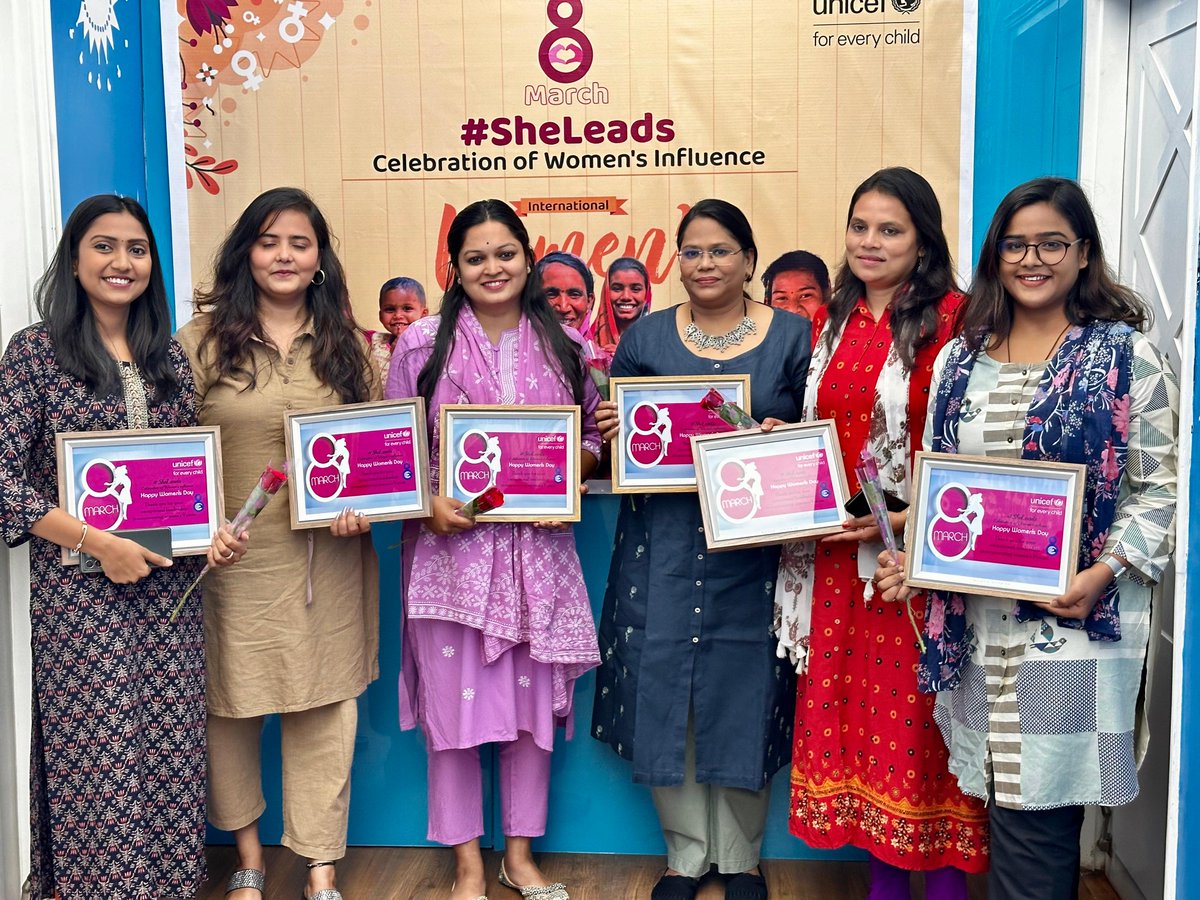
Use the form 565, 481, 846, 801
0, 1, 61, 894
1078, 1, 1199, 897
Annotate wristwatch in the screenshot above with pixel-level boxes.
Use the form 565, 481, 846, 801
1100, 554, 1129, 580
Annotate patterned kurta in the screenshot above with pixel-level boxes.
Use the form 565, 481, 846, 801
0, 325, 207, 899
789, 297, 988, 873
929, 333, 1178, 809
387, 311, 602, 752
591, 307, 811, 790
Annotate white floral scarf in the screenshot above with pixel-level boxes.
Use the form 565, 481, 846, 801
772, 312, 914, 670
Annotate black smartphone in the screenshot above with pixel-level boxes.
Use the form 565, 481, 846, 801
79, 527, 174, 574
844, 489, 909, 518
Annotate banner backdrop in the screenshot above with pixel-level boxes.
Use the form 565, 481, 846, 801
174, 0, 974, 323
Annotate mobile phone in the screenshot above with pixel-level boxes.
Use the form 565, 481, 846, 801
843, 489, 909, 518
79, 527, 174, 574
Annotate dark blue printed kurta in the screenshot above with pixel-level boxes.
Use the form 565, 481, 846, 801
591, 308, 811, 789
0, 325, 207, 900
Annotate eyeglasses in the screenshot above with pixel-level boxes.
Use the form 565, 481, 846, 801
678, 247, 744, 265
996, 237, 1084, 265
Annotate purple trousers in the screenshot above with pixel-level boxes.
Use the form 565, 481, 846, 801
868, 857, 968, 900
426, 732, 551, 845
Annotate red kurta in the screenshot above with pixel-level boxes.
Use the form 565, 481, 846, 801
789, 293, 989, 873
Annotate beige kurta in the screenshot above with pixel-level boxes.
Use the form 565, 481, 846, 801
177, 315, 380, 717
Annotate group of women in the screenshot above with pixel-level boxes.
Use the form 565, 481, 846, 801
0, 166, 1175, 900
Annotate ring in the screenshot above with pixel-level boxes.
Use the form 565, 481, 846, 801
224, 550, 235, 560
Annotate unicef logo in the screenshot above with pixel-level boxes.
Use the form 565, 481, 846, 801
892, 0, 921, 11
539, 1, 593, 84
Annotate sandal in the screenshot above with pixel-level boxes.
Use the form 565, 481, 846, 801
303, 860, 344, 900
497, 860, 569, 900
225, 868, 265, 896
725, 870, 768, 900
450, 884, 488, 900
650, 873, 699, 900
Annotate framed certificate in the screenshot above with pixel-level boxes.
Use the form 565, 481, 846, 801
691, 420, 850, 550
440, 405, 581, 522
283, 398, 431, 529
610, 375, 751, 493
904, 452, 1087, 601
56, 426, 224, 564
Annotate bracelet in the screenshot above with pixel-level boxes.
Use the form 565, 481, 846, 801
1101, 554, 1128, 580
72, 522, 89, 555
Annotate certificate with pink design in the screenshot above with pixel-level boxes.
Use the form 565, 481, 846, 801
904, 452, 1087, 601
690, 421, 849, 550
611, 375, 751, 493
284, 398, 431, 528
55, 426, 225, 564
439, 405, 582, 522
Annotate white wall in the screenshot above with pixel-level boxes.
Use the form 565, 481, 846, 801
0, 3, 60, 893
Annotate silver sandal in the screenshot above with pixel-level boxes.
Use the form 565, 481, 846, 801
498, 861, 568, 900
226, 868, 265, 896
304, 860, 344, 900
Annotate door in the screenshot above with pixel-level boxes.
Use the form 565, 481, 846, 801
1108, 2, 1195, 898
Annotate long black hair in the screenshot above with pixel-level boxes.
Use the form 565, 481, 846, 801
194, 187, 370, 404
823, 167, 955, 367
414, 199, 586, 406
961, 177, 1147, 351
36, 194, 179, 401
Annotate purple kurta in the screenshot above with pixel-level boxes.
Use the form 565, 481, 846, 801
386, 309, 601, 751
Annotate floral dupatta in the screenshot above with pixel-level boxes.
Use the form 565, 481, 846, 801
918, 321, 1134, 692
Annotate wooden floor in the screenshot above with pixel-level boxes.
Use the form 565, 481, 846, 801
201, 845, 1121, 899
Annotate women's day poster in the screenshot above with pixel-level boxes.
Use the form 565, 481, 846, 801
173, 0, 974, 324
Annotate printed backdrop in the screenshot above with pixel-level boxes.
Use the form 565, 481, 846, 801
173, 0, 974, 322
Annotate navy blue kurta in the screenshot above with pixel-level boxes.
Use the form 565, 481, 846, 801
591, 306, 811, 789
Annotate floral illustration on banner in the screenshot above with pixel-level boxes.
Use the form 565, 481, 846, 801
178, 0, 346, 194
71, 0, 127, 92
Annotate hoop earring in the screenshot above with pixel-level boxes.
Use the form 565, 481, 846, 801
311, 269, 327, 286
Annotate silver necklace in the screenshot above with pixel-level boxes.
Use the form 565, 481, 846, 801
684, 298, 757, 351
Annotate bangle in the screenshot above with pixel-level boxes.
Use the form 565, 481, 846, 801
72, 523, 89, 555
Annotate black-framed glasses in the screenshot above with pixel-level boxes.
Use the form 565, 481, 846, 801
996, 237, 1084, 265
678, 247, 744, 265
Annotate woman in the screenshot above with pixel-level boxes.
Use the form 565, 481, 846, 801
388, 200, 601, 900
0, 195, 232, 898
760, 249, 830, 320
875, 177, 1177, 900
591, 199, 811, 900
177, 187, 380, 900
537, 251, 596, 335
593, 256, 653, 354
774, 167, 988, 898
